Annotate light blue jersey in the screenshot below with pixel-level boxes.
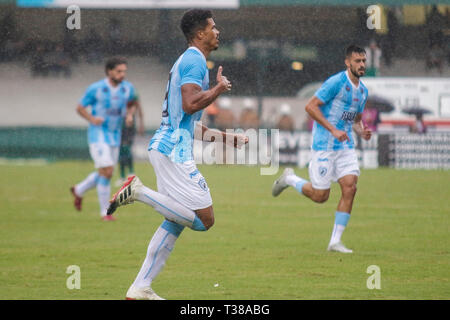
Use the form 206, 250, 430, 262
149, 47, 209, 162
312, 70, 368, 151
80, 78, 136, 147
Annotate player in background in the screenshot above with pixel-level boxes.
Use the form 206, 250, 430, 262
70, 57, 137, 221
115, 91, 145, 187
107, 9, 248, 299
272, 45, 372, 253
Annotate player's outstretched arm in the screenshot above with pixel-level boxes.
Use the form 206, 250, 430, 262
182, 66, 231, 115
198, 124, 248, 149
305, 96, 349, 142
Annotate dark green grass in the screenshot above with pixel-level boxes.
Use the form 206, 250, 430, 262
0, 161, 449, 299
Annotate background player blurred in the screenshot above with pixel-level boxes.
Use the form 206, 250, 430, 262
115, 91, 144, 187
272, 45, 372, 253
70, 57, 136, 221
107, 9, 248, 299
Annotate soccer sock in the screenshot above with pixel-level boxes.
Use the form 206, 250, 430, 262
285, 174, 308, 195
74, 171, 99, 197
96, 176, 111, 217
329, 211, 351, 245
132, 220, 184, 289
135, 185, 206, 231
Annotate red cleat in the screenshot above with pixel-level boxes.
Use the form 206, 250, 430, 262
102, 215, 116, 221
70, 187, 82, 211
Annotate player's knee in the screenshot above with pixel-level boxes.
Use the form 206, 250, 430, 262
312, 191, 329, 203
202, 214, 215, 230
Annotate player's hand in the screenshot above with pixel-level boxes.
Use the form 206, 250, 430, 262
226, 133, 249, 149
125, 114, 134, 127
90, 116, 104, 126
361, 124, 372, 141
216, 66, 232, 92
331, 129, 349, 142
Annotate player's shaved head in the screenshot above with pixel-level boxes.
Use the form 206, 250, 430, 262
180, 9, 213, 43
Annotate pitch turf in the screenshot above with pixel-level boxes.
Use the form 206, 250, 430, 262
0, 161, 449, 300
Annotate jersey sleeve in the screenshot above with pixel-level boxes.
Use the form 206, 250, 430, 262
179, 52, 206, 88
79, 84, 97, 107
359, 88, 369, 114
314, 74, 343, 105
128, 84, 137, 104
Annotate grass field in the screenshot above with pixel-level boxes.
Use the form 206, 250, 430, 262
0, 160, 449, 300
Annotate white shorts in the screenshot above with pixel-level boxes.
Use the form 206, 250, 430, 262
308, 149, 360, 190
89, 143, 119, 169
148, 149, 213, 211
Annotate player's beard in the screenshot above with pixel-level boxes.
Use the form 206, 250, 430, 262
350, 64, 365, 78
110, 77, 124, 85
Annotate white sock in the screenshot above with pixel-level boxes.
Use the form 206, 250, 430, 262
132, 220, 184, 289
329, 211, 351, 245
96, 176, 111, 217
135, 185, 206, 231
329, 224, 346, 245
285, 174, 303, 187
74, 171, 99, 197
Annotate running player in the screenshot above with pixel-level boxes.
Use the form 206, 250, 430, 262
272, 45, 372, 253
107, 9, 248, 299
70, 57, 136, 221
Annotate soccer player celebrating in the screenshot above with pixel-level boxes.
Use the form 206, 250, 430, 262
107, 9, 248, 299
71, 57, 137, 221
272, 45, 372, 253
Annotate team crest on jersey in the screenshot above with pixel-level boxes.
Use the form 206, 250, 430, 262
345, 85, 350, 91
319, 166, 327, 177
198, 178, 208, 191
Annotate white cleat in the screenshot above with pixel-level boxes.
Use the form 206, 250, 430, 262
126, 286, 165, 300
106, 175, 143, 216
327, 242, 353, 254
272, 167, 295, 197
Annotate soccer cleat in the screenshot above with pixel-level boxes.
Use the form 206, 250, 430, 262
107, 175, 142, 216
327, 242, 353, 253
125, 286, 165, 300
70, 187, 82, 211
272, 167, 295, 197
101, 215, 116, 221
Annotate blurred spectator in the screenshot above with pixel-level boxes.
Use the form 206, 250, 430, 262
384, 8, 399, 66
426, 43, 445, 75
108, 18, 122, 54
214, 97, 236, 131
410, 113, 427, 134
85, 28, 103, 64
426, 5, 445, 48
30, 43, 49, 77
276, 103, 295, 131
239, 98, 259, 130
48, 44, 71, 77
205, 100, 219, 127
361, 101, 381, 132
63, 30, 79, 63
364, 39, 382, 77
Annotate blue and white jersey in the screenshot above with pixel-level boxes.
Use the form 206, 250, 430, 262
80, 78, 136, 147
149, 46, 209, 162
312, 70, 368, 151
